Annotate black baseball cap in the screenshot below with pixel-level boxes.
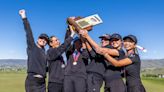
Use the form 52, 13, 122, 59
110, 33, 122, 41
39, 33, 49, 42
123, 35, 137, 44
99, 34, 110, 40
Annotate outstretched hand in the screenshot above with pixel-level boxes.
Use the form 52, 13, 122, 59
19, 9, 26, 19
69, 16, 76, 20
69, 25, 76, 37
79, 29, 88, 38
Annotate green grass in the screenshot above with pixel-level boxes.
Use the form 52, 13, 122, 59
142, 77, 164, 92
0, 72, 26, 92
0, 72, 164, 92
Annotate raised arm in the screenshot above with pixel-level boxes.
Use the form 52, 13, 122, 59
80, 37, 90, 59
103, 53, 132, 67
47, 36, 74, 61
79, 30, 119, 56
97, 48, 119, 56
65, 17, 76, 40
79, 30, 100, 50
19, 9, 35, 49
48, 25, 76, 60
83, 39, 98, 58
65, 26, 71, 40
65, 25, 75, 59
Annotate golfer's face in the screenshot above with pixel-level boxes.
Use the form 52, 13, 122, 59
50, 37, 60, 48
111, 39, 122, 49
123, 38, 135, 51
101, 38, 110, 47
38, 38, 47, 47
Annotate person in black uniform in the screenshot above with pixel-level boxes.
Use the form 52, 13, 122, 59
19, 9, 49, 92
102, 33, 126, 92
47, 25, 76, 92
100, 35, 146, 92
63, 29, 89, 92
79, 30, 125, 92
84, 34, 111, 92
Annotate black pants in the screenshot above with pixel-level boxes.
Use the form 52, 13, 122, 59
48, 82, 63, 92
127, 85, 146, 92
87, 73, 103, 92
64, 76, 86, 92
105, 78, 125, 92
25, 75, 46, 92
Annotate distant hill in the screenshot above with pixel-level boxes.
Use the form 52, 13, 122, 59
0, 59, 26, 68
141, 59, 164, 69
141, 59, 164, 75
0, 59, 164, 69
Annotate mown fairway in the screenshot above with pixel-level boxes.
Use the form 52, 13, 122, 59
0, 72, 164, 92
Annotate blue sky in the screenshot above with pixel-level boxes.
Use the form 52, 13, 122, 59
0, 0, 163, 59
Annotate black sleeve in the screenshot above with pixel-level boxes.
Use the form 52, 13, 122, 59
81, 49, 90, 60
118, 49, 126, 60
65, 27, 71, 40
128, 54, 140, 63
64, 28, 74, 59
65, 45, 73, 59
47, 36, 73, 61
81, 49, 90, 65
88, 49, 104, 62
89, 50, 97, 58
23, 18, 35, 49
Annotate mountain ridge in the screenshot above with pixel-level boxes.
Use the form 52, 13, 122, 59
0, 59, 164, 69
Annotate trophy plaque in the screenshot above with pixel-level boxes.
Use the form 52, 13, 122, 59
67, 14, 103, 32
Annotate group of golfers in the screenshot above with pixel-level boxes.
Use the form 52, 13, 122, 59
19, 9, 146, 92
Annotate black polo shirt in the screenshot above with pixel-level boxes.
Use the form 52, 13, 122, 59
125, 53, 142, 87
104, 48, 126, 83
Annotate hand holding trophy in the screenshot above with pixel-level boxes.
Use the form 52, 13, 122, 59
68, 25, 76, 37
